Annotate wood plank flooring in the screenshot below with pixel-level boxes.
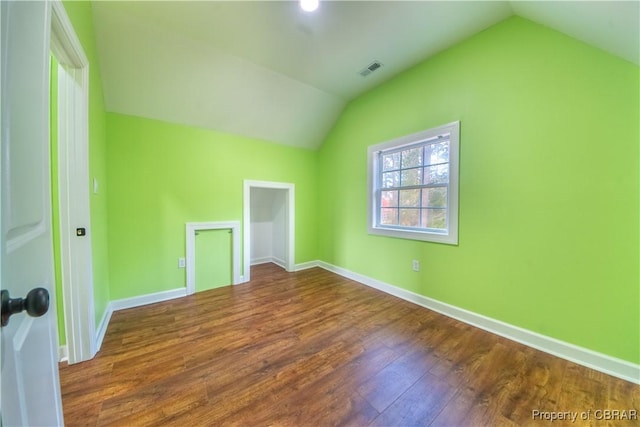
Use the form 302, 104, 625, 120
59, 264, 639, 426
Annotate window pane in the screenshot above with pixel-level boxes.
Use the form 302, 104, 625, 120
421, 208, 447, 229
399, 189, 420, 207
369, 121, 458, 244
400, 168, 422, 186
381, 208, 398, 225
401, 147, 422, 168
421, 187, 447, 208
382, 171, 400, 188
400, 209, 420, 227
382, 152, 400, 171
423, 164, 449, 185
425, 141, 449, 166
381, 190, 398, 208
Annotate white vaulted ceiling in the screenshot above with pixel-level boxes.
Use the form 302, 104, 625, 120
91, 1, 639, 150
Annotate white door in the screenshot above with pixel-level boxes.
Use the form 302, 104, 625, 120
1, 1, 65, 426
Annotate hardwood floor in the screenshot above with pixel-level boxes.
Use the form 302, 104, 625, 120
59, 264, 639, 426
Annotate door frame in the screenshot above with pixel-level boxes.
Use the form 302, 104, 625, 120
185, 221, 241, 295
50, 0, 96, 364
243, 180, 295, 282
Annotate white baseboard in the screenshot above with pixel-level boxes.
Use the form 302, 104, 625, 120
315, 261, 639, 385
252, 256, 287, 270
294, 261, 321, 271
251, 257, 273, 266
109, 287, 187, 312
95, 303, 114, 353
273, 257, 287, 270
89, 288, 186, 355
58, 345, 68, 363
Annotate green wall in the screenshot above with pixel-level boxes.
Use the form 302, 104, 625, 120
105, 113, 318, 300
195, 229, 232, 292
61, 1, 111, 330
318, 17, 639, 364
50, 55, 65, 344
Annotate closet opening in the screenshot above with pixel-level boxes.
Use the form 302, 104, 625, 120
243, 180, 295, 282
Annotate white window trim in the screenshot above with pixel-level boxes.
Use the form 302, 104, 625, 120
367, 121, 460, 245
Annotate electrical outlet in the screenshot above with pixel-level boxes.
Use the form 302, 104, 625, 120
178, 257, 186, 268
412, 260, 420, 272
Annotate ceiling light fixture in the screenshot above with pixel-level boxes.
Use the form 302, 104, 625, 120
300, 0, 319, 13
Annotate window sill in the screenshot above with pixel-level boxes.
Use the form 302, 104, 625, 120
368, 225, 458, 245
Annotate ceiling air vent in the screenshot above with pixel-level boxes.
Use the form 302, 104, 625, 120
359, 60, 383, 77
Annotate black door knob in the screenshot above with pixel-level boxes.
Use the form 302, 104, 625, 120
1, 287, 49, 327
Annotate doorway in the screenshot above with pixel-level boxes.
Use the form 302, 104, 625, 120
250, 188, 287, 268
50, 1, 95, 364
243, 180, 295, 282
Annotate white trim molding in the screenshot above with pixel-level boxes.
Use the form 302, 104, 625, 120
58, 345, 68, 363
186, 221, 242, 295
109, 288, 187, 312
51, 0, 96, 365
294, 261, 321, 272
252, 256, 287, 269
314, 261, 639, 385
94, 287, 186, 352
95, 303, 113, 353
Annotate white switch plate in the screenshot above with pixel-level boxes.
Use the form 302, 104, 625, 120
412, 260, 420, 272
178, 257, 186, 268
92, 178, 99, 194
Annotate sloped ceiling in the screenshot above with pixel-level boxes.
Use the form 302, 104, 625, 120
92, 1, 639, 150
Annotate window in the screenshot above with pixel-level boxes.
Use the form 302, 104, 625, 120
368, 121, 459, 244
